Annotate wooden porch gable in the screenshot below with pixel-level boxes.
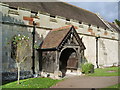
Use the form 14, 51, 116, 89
41, 25, 86, 51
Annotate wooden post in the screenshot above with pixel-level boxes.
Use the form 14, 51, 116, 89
77, 47, 82, 75
55, 51, 59, 71
54, 51, 60, 78
77, 47, 81, 68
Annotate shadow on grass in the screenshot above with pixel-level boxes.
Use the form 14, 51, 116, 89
2, 80, 17, 85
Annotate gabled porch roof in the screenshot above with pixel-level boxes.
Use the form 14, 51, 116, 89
41, 25, 86, 50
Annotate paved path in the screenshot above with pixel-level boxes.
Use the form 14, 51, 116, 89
51, 76, 119, 88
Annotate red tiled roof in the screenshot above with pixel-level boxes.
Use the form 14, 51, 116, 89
41, 25, 72, 49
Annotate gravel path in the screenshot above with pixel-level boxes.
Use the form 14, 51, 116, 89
51, 76, 119, 88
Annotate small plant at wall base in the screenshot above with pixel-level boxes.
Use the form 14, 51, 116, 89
11, 34, 31, 84
81, 63, 94, 74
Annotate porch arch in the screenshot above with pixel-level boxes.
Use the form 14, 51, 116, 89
59, 48, 79, 77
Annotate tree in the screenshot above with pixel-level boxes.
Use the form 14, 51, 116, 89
115, 19, 120, 27
12, 34, 31, 84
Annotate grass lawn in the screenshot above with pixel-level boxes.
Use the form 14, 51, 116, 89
101, 83, 120, 90
1, 77, 61, 88
108, 83, 120, 88
87, 67, 120, 76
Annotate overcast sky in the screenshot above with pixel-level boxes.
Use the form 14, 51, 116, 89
65, 2, 119, 22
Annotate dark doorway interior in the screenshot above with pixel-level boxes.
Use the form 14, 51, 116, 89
59, 48, 78, 77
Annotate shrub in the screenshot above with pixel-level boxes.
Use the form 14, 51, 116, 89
81, 63, 94, 74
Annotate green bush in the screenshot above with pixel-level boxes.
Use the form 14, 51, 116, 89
81, 63, 94, 74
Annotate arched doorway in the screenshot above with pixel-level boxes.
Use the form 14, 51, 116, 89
59, 48, 78, 77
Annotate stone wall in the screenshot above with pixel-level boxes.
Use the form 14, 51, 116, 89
42, 51, 56, 73
1, 4, 50, 80
81, 35, 96, 67
1, 24, 49, 81
2, 23, 33, 81
98, 38, 118, 66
